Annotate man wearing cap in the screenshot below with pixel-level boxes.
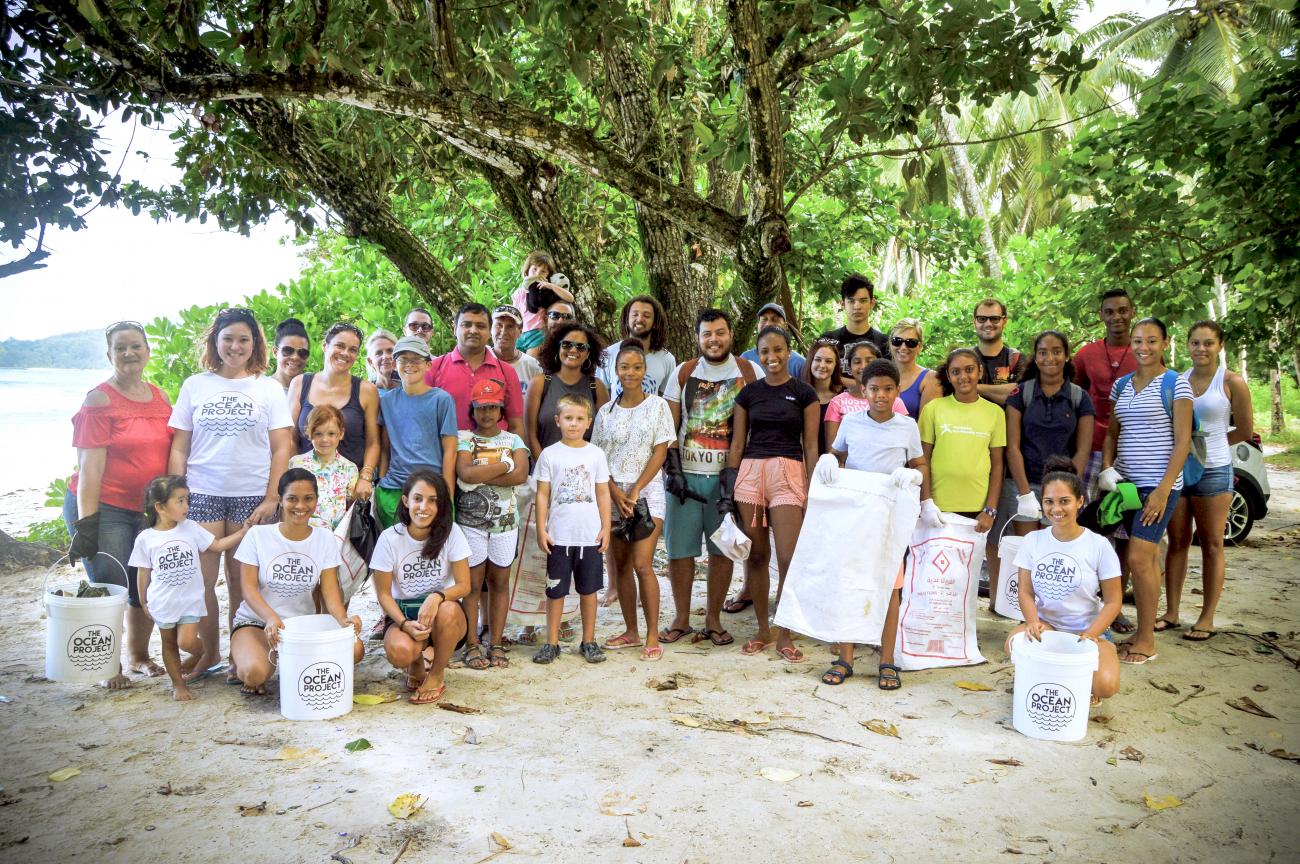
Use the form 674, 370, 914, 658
375, 335, 459, 527
741, 303, 806, 378
596, 295, 677, 396
425, 303, 526, 440
491, 304, 543, 391
527, 298, 577, 359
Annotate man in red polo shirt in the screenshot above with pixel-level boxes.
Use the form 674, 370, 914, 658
1073, 288, 1137, 501
425, 302, 526, 439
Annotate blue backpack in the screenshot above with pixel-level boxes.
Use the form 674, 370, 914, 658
1114, 370, 1206, 487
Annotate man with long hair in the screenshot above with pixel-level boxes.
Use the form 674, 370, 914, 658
597, 295, 677, 397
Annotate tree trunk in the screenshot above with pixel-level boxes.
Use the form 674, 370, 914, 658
0, 529, 61, 575
1270, 362, 1284, 436
936, 107, 1002, 279
1239, 347, 1249, 382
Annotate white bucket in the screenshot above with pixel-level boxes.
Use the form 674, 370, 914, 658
994, 535, 1025, 620
1010, 631, 1098, 742
45, 583, 128, 684
278, 614, 354, 721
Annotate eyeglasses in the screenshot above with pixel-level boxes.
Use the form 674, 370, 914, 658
559, 340, 590, 353
279, 346, 310, 359
406, 321, 434, 333
105, 320, 145, 337
547, 311, 575, 321
891, 337, 920, 348
974, 315, 1006, 324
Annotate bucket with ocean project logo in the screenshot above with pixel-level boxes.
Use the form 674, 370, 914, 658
45, 581, 127, 683
1010, 630, 1098, 742
278, 614, 354, 721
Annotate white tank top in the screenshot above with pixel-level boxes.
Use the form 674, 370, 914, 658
1182, 366, 1232, 468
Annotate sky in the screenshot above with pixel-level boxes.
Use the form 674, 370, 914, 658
1, 0, 1150, 342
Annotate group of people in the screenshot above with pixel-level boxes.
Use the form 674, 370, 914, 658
64, 256, 1252, 706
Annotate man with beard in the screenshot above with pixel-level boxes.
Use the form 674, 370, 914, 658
658, 309, 763, 647
425, 303, 525, 439
972, 298, 1024, 406
596, 295, 677, 396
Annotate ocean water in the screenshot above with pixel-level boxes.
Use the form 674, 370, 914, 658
2, 368, 109, 495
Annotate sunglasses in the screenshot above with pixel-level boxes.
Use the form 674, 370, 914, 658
406, 321, 434, 333
559, 340, 590, 352
891, 337, 920, 348
105, 320, 145, 337
975, 314, 1005, 324
279, 346, 310, 359
547, 311, 575, 321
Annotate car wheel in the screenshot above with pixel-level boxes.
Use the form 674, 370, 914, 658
1224, 488, 1254, 546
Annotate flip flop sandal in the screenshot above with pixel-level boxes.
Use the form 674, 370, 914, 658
1110, 614, 1137, 635
410, 684, 446, 705
722, 596, 754, 614
1182, 629, 1217, 642
1153, 619, 1182, 633
658, 626, 695, 644
692, 628, 735, 647
239, 684, 265, 697
603, 634, 644, 650
1119, 650, 1158, 665
464, 645, 491, 670
640, 646, 664, 662
740, 638, 769, 656
404, 675, 423, 692
877, 663, 902, 691
821, 659, 853, 685
777, 646, 806, 664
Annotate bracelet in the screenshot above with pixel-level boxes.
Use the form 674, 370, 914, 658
433, 590, 446, 603
982, 506, 998, 518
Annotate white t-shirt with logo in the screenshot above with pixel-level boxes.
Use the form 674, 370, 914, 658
128, 519, 214, 624
169, 372, 294, 497
1014, 527, 1121, 633
233, 524, 341, 624
370, 523, 472, 599
534, 441, 611, 546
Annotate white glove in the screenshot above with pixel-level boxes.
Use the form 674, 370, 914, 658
890, 467, 922, 489
527, 473, 538, 495
920, 499, 946, 528
813, 454, 838, 487
1016, 492, 1042, 521
1098, 467, 1122, 493
500, 453, 516, 474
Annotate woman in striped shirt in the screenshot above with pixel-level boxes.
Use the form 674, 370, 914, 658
1099, 317, 1193, 666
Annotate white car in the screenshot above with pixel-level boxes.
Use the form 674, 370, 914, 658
1226, 435, 1270, 545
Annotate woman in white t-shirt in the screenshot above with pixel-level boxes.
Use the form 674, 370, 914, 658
1007, 457, 1121, 704
371, 469, 472, 705
591, 338, 675, 661
168, 307, 295, 682
230, 468, 362, 696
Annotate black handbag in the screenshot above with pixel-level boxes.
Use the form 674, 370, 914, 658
611, 497, 655, 542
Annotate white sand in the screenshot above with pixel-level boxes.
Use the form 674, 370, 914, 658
1, 470, 1298, 863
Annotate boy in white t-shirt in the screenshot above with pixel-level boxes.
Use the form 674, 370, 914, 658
532, 393, 612, 665
1008, 456, 1122, 704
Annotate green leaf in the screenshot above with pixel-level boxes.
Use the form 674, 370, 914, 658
344, 738, 373, 753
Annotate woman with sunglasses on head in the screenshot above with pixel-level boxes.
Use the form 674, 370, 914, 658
524, 321, 609, 460
63, 321, 175, 688
271, 318, 310, 395
889, 319, 942, 418
168, 307, 295, 681
288, 322, 380, 503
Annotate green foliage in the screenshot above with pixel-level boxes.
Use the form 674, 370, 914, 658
19, 477, 72, 548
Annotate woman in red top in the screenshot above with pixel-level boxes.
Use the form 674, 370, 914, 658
62, 322, 175, 688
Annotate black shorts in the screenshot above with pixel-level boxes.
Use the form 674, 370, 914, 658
545, 545, 603, 600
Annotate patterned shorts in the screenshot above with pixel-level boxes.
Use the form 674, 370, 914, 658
188, 493, 262, 526
460, 524, 519, 568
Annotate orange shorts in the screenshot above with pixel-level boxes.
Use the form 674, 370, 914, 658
735, 457, 807, 517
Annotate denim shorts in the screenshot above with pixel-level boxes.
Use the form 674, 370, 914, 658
62, 491, 144, 608
1126, 486, 1182, 544
187, 492, 261, 525
156, 616, 201, 630
1184, 464, 1232, 498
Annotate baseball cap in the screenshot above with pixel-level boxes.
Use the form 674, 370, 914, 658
493, 304, 523, 326
391, 335, 432, 359
471, 378, 507, 407
757, 302, 787, 320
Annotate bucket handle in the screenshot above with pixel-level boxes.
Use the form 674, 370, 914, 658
44, 551, 128, 605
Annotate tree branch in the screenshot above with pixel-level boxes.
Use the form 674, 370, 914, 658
0, 223, 50, 279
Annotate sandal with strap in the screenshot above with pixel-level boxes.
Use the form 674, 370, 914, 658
464, 644, 491, 671
821, 659, 853, 685
877, 663, 902, 691
488, 644, 509, 668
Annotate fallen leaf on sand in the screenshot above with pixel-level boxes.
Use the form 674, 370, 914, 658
388, 793, 426, 820
1149, 680, 1179, 695
988, 758, 1023, 767
1120, 746, 1145, 763
343, 738, 372, 753
1171, 712, 1201, 726
238, 801, 267, 816
861, 719, 900, 738
1245, 742, 1300, 763
599, 791, 646, 816
759, 767, 800, 783
1106, 757, 1118, 766
352, 693, 399, 706
437, 702, 481, 715
1226, 696, 1277, 719
622, 818, 642, 847
48, 767, 80, 782
889, 771, 919, 782
955, 681, 994, 692
669, 714, 702, 728
272, 747, 325, 762
490, 832, 513, 849
1143, 793, 1182, 811
797, 800, 814, 807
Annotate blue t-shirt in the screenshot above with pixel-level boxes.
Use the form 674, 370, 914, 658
377, 386, 459, 489
1005, 382, 1096, 484
740, 347, 806, 380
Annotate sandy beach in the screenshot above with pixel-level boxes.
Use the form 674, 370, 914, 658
1, 466, 1297, 863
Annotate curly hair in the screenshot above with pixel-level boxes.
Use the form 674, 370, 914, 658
620, 295, 668, 353
537, 321, 606, 376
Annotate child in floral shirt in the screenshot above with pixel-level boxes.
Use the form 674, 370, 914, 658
289, 405, 358, 529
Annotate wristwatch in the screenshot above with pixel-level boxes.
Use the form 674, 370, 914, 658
981, 506, 998, 518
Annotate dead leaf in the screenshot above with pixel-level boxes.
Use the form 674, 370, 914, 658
1149, 680, 1179, 695
988, 758, 1024, 767
1120, 746, 1145, 763
1253, 684, 1268, 692
1171, 712, 1202, 726
47, 767, 80, 782
622, 818, 642, 847
1226, 696, 1277, 719
955, 681, 994, 692
271, 747, 326, 762
1143, 793, 1182, 811
669, 714, 702, 728
352, 693, 399, 706
861, 719, 900, 738
1004, 848, 1023, 855
388, 793, 426, 820
1245, 742, 1300, 763
437, 702, 481, 714
238, 801, 267, 817
889, 771, 919, 782
598, 791, 646, 816
490, 832, 513, 850
758, 766, 800, 783
797, 800, 814, 807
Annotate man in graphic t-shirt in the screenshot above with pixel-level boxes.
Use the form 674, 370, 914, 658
972, 298, 1023, 406
818, 273, 889, 381
660, 309, 763, 647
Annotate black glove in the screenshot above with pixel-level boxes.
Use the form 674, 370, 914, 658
717, 467, 740, 518
69, 512, 100, 564
664, 448, 694, 503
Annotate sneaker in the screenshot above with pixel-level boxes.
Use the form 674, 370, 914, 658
532, 643, 561, 664
579, 641, 606, 664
